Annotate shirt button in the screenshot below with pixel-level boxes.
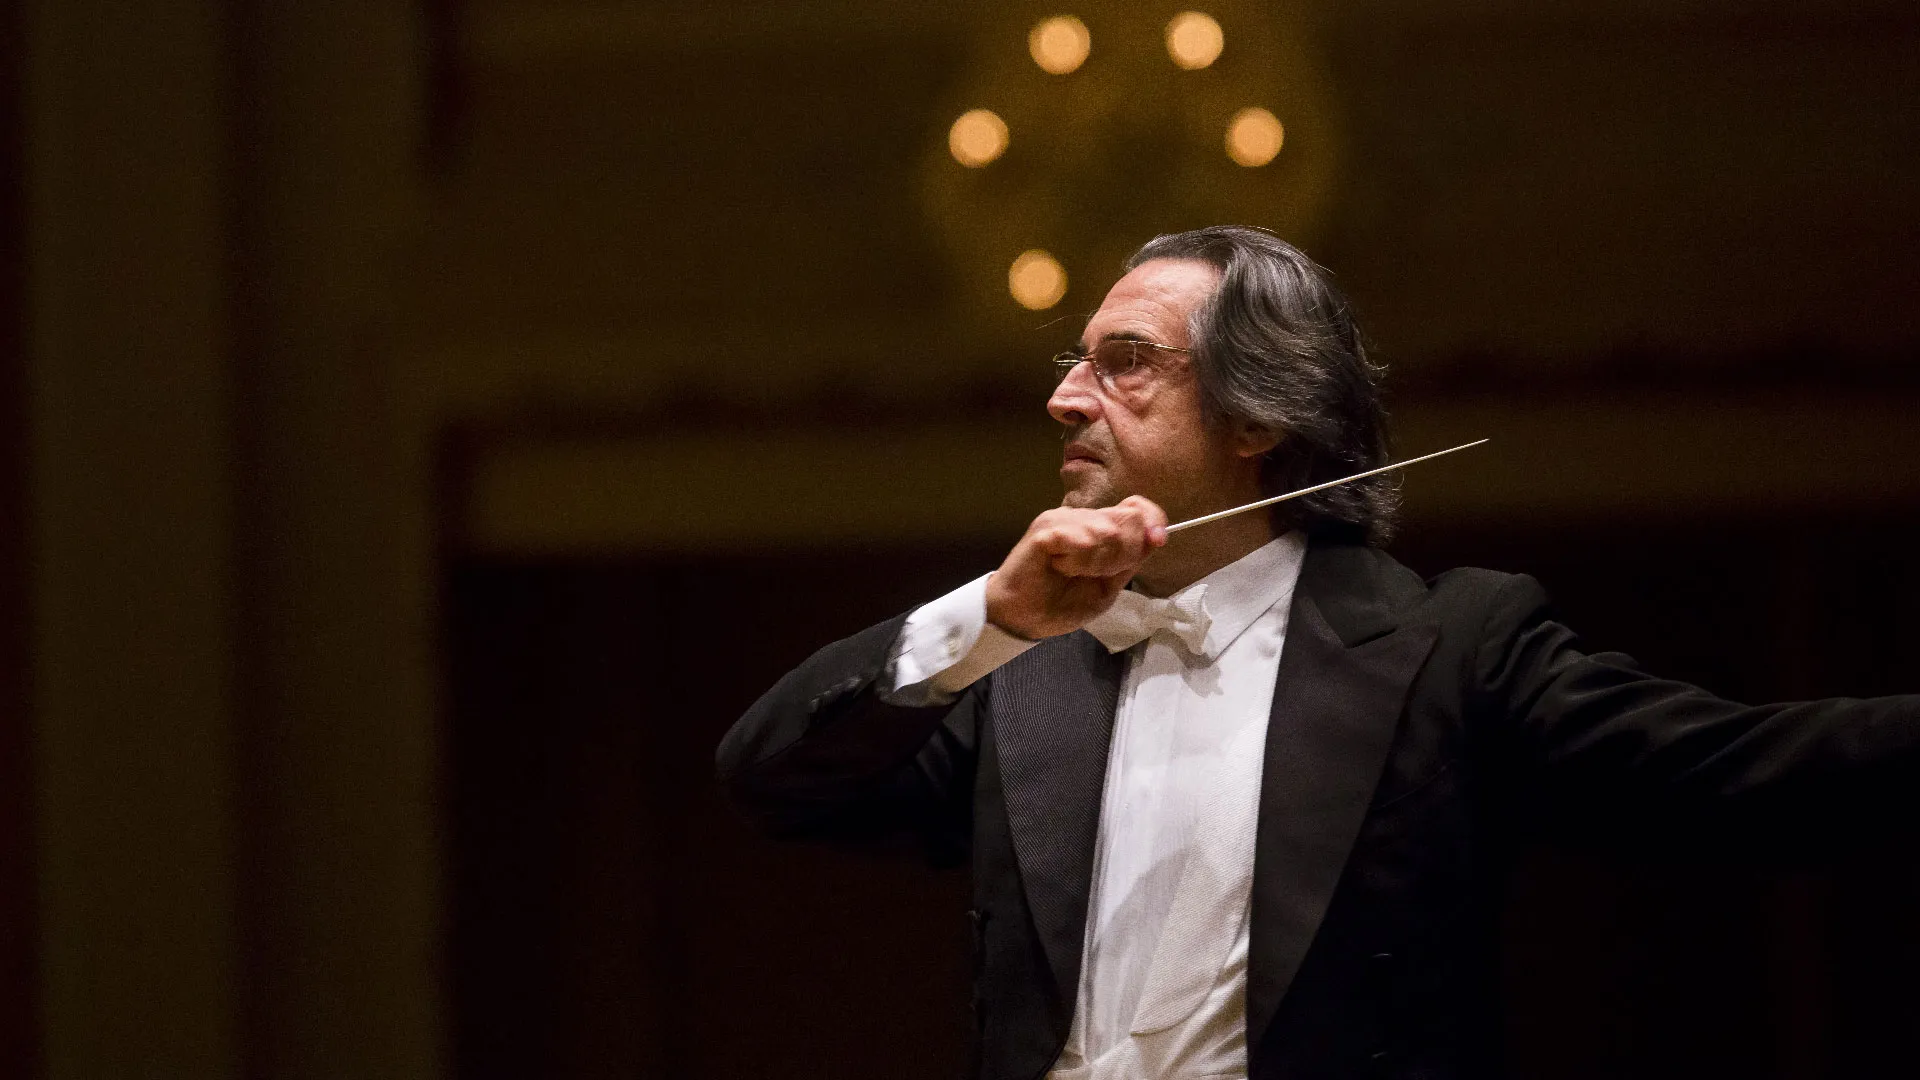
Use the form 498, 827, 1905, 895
945, 626, 964, 658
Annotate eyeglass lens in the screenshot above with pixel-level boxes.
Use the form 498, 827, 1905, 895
1052, 339, 1143, 385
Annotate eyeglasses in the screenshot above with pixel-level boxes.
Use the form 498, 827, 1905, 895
1051, 338, 1191, 387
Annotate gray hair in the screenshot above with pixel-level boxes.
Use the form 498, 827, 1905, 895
1126, 226, 1398, 545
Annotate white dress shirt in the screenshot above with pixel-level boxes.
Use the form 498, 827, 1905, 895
885, 534, 1309, 1080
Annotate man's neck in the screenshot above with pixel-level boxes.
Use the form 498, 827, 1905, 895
1131, 511, 1280, 597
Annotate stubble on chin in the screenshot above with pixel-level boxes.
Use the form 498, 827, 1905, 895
1059, 476, 1121, 510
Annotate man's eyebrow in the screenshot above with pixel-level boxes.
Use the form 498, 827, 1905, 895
1076, 329, 1154, 351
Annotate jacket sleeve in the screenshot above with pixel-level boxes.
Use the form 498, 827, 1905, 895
1474, 573, 1920, 853
714, 611, 980, 866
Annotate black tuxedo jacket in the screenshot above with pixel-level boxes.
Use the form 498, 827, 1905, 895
716, 541, 1920, 1079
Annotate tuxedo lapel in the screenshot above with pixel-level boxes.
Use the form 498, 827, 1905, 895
990, 629, 1125, 1003
1245, 544, 1439, 1046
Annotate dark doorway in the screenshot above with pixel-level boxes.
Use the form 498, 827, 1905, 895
446, 546, 1001, 1080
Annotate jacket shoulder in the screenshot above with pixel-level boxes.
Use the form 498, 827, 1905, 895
1319, 542, 1538, 626
1421, 564, 1539, 611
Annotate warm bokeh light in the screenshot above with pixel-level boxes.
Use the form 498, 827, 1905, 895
1166, 12, 1224, 70
1225, 107, 1284, 166
948, 109, 1009, 167
1008, 249, 1068, 309
1029, 15, 1091, 75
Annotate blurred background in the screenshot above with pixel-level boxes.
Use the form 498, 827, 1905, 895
4, 0, 1919, 1077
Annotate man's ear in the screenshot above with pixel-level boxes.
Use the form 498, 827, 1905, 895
1231, 419, 1282, 459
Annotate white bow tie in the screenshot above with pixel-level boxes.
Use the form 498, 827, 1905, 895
1085, 586, 1213, 655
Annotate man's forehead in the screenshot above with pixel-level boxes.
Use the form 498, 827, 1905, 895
1080, 258, 1220, 347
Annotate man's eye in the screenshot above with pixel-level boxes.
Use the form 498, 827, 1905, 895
1097, 343, 1142, 374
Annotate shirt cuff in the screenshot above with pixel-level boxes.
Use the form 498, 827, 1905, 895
881, 573, 1039, 706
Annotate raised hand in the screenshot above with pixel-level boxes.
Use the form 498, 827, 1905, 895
983, 495, 1169, 640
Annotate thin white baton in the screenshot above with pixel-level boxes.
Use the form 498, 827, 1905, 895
1163, 439, 1491, 535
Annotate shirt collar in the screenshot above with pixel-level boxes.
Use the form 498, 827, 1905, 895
1156, 531, 1307, 661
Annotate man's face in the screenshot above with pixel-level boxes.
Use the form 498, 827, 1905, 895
1049, 258, 1249, 521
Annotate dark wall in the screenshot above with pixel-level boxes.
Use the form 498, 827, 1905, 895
0, 0, 38, 1071
446, 512, 1920, 1079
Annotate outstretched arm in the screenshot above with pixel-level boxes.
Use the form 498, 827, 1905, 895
1478, 573, 1920, 852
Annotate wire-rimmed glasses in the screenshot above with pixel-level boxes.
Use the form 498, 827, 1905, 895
1050, 338, 1190, 387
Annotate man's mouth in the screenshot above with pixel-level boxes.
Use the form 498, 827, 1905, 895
1062, 442, 1102, 465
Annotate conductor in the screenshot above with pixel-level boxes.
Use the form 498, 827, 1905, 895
715, 225, 1920, 1080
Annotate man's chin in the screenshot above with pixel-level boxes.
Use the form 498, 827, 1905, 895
1059, 483, 1122, 510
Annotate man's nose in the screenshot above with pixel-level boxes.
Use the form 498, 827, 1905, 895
1047, 361, 1102, 426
